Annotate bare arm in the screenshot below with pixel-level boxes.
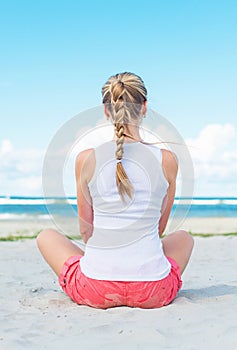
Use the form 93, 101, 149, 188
158, 149, 178, 237
75, 149, 95, 244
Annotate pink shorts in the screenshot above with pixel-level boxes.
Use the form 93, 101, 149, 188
59, 256, 182, 309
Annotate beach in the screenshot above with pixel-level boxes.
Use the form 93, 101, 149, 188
1, 216, 237, 240
0, 217, 237, 349
1, 0, 237, 348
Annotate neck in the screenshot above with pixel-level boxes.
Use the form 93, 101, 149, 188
122, 125, 142, 143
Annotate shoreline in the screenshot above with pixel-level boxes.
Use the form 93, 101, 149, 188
0, 216, 237, 241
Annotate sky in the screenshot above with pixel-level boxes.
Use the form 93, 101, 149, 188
0, 0, 237, 197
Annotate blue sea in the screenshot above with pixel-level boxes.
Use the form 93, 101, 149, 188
0, 196, 237, 220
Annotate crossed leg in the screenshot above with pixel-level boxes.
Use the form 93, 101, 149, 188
162, 230, 194, 275
37, 229, 84, 277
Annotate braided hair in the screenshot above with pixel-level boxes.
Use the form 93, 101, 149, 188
102, 72, 147, 201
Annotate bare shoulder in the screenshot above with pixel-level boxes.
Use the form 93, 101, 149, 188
161, 149, 178, 183
161, 149, 178, 165
75, 148, 95, 164
75, 148, 95, 182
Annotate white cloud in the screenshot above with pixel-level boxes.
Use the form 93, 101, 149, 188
0, 139, 13, 155
0, 139, 44, 196
185, 123, 237, 196
186, 123, 236, 162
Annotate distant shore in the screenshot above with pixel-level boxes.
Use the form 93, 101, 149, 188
1, 216, 237, 241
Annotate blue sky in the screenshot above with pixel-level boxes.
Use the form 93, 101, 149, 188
0, 0, 237, 196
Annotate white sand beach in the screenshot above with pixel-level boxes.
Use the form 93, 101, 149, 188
0, 219, 237, 350
0, 216, 237, 240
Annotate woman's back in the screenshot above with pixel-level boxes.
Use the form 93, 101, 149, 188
79, 141, 172, 281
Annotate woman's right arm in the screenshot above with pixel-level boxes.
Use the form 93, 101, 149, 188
75, 149, 95, 244
158, 149, 178, 237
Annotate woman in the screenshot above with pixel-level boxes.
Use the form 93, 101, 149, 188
37, 72, 194, 309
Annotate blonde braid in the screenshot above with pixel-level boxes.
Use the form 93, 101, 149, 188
102, 72, 147, 201
115, 124, 124, 160
113, 98, 133, 200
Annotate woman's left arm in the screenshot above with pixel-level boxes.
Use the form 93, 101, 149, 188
75, 149, 95, 244
158, 150, 178, 237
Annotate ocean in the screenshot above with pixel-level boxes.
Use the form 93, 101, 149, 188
0, 196, 237, 220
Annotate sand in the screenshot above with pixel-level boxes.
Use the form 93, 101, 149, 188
0, 219, 237, 350
1, 217, 237, 240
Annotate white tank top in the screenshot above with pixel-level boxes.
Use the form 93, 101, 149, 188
79, 141, 171, 281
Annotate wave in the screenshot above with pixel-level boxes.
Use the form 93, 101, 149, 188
0, 197, 77, 205
0, 213, 52, 220
0, 197, 237, 206
174, 198, 237, 205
